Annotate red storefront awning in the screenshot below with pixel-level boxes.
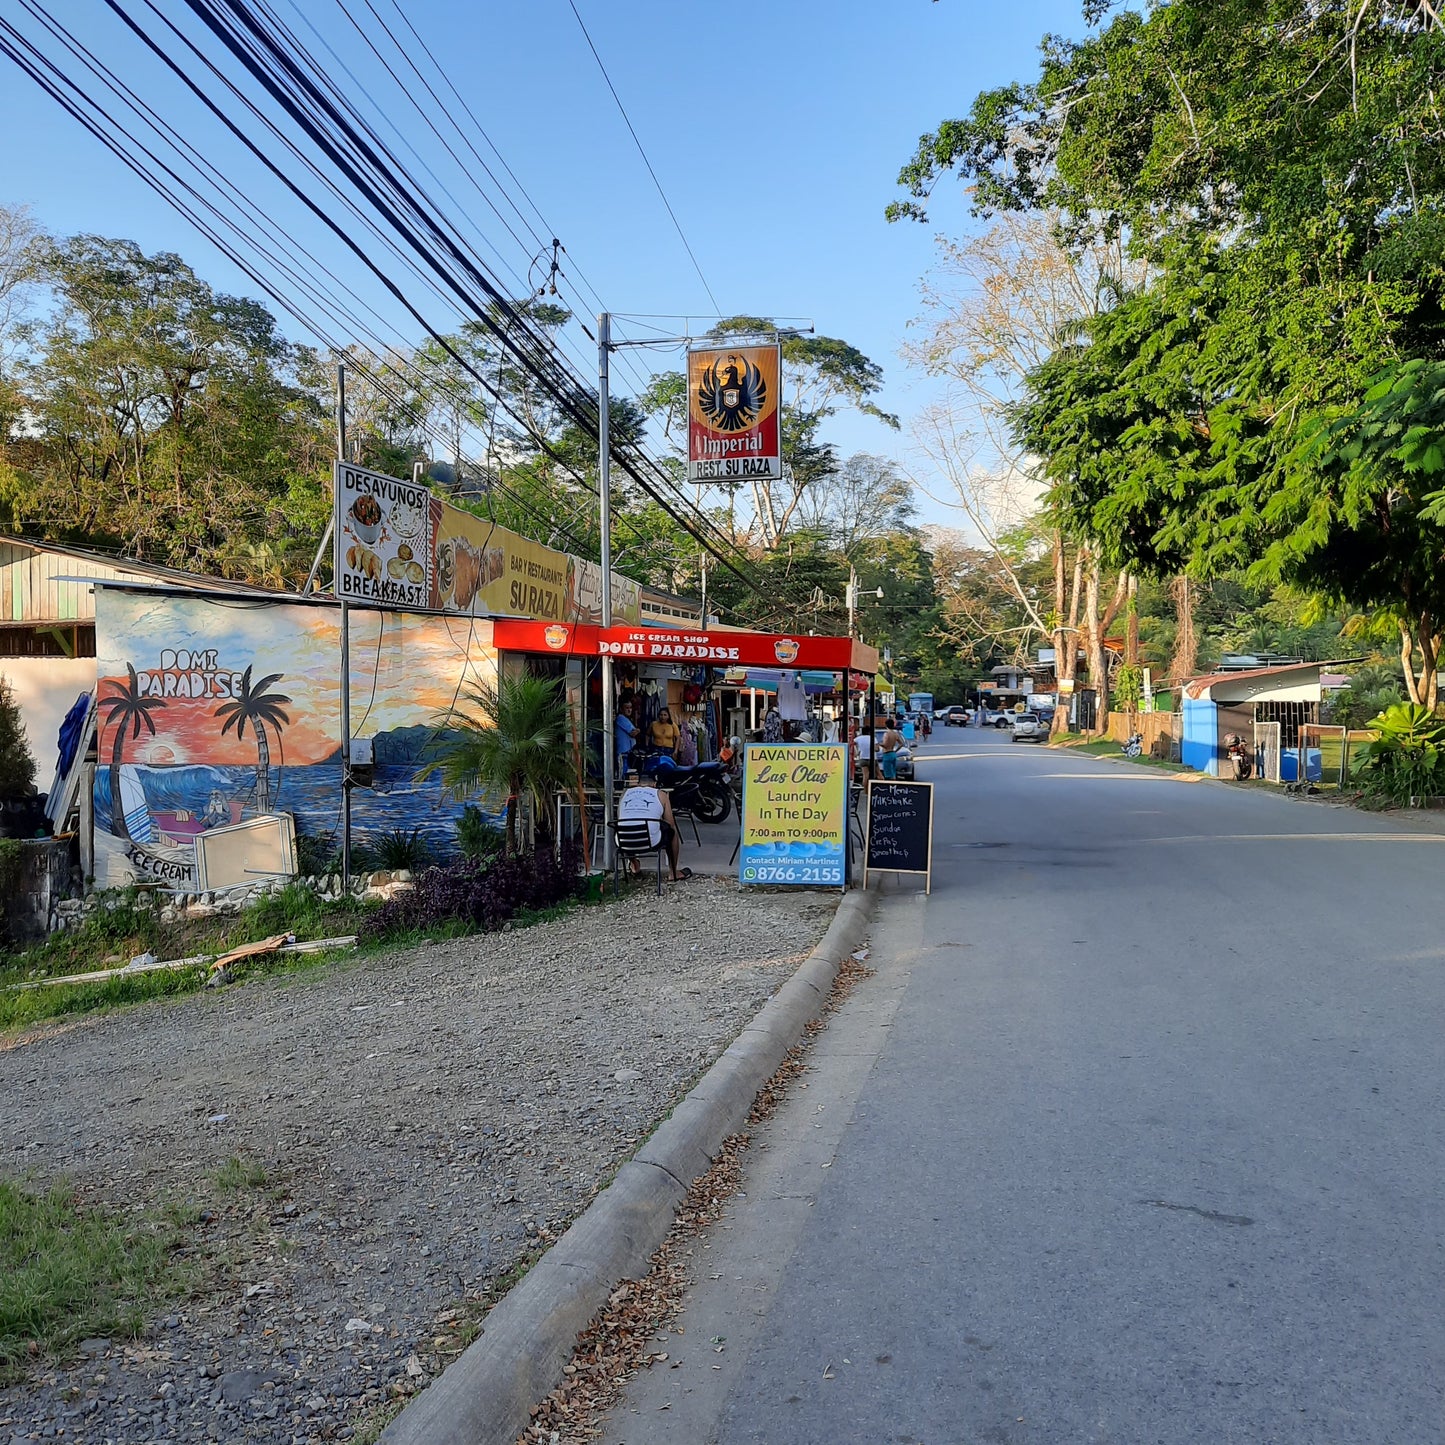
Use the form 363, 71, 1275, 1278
492, 619, 879, 675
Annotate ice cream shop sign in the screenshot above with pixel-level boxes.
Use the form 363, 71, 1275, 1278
598, 630, 743, 662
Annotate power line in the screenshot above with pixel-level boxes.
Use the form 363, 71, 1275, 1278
563, 0, 721, 316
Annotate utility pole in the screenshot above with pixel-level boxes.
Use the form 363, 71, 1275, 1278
336, 363, 352, 888
598, 314, 615, 871
846, 564, 858, 638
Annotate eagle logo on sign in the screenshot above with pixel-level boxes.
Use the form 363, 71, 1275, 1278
697, 354, 767, 433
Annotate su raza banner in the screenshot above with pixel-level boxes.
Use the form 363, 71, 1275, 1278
687, 342, 782, 485
739, 743, 848, 888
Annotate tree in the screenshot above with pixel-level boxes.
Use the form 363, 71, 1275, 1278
895, 2, 1445, 704
5, 235, 332, 583
0, 675, 36, 797
214, 667, 292, 812
98, 664, 165, 840
793, 453, 915, 555
423, 673, 574, 856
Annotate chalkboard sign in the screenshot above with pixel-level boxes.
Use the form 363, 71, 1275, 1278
863, 780, 934, 892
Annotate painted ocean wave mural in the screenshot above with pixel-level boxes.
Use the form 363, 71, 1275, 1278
93, 589, 501, 887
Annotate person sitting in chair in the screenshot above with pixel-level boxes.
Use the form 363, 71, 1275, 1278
617, 767, 691, 881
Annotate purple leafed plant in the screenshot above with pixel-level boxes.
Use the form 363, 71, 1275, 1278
360, 842, 584, 941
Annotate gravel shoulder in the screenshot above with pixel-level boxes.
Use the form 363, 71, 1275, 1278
0, 879, 834, 1445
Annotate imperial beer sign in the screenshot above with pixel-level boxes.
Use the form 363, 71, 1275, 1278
687, 343, 782, 484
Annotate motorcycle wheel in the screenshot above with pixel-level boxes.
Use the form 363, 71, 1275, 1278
691, 783, 732, 824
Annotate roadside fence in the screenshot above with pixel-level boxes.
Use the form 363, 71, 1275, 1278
1106, 711, 1183, 761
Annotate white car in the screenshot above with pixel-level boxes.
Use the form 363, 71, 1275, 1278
1009, 711, 1045, 742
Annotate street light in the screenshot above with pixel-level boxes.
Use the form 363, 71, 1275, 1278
846, 565, 883, 638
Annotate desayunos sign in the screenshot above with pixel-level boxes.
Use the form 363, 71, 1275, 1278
334, 461, 434, 609
687, 343, 782, 485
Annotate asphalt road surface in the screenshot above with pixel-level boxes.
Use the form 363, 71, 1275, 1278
601, 731, 1445, 1445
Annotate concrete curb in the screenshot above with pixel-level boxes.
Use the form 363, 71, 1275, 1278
380, 887, 875, 1445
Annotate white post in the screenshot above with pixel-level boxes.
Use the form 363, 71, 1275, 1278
598, 314, 615, 871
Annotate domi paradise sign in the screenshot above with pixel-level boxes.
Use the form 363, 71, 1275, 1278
687, 343, 781, 485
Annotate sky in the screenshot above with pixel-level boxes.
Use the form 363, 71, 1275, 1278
0, 0, 1088, 531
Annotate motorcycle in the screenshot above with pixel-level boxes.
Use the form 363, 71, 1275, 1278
1224, 732, 1254, 780
643, 751, 733, 823
1121, 732, 1143, 758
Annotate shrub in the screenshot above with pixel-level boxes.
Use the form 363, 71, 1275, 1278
0, 677, 35, 798
359, 842, 584, 941
366, 827, 431, 871
1354, 703, 1445, 805
455, 804, 505, 865
294, 831, 340, 878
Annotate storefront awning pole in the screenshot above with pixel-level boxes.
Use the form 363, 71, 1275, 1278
598, 313, 615, 871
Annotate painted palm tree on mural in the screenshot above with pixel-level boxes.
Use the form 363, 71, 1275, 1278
99, 663, 167, 840
214, 667, 292, 813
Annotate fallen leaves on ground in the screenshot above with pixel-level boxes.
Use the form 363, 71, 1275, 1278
515, 946, 872, 1443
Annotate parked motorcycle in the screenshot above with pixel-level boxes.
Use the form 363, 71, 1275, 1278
644, 752, 733, 823
1224, 732, 1254, 780
1121, 732, 1143, 758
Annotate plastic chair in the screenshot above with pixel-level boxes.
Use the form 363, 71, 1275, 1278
613, 819, 666, 896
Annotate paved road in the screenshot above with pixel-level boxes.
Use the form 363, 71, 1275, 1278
601, 732, 1445, 1444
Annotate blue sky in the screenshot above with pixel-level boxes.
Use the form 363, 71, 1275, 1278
2, 0, 1087, 525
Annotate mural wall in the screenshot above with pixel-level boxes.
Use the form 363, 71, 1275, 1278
93, 588, 498, 889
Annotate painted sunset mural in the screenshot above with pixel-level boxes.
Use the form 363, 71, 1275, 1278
94, 588, 498, 887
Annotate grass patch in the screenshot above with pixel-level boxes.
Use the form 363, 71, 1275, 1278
352, 1399, 406, 1445
0, 1179, 188, 1383
214, 1156, 267, 1192
2, 867, 594, 1032
1058, 738, 1190, 770
0, 884, 368, 1032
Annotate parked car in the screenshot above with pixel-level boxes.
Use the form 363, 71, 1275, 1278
943, 705, 968, 726
986, 708, 1012, 728
1010, 711, 1045, 742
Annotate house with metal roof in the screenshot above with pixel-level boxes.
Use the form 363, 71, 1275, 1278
1181, 662, 1327, 777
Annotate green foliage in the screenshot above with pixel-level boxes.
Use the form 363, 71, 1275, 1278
455, 804, 505, 865
902, 1, 1445, 698
423, 674, 574, 855
1355, 703, 1445, 804
6, 236, 332, 583
0, 677, 35, 797
1111, 663, 1143, 712
364, 827, 431, 872
0, 1179, 186, 1382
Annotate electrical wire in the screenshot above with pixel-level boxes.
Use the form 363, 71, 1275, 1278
0, 0, 832, 622
563, 0, 721, 315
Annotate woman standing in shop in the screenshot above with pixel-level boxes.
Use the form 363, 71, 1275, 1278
649, 706, 680, 759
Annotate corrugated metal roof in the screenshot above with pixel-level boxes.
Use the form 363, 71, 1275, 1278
0, 536, 287, 625
1184, 663, 1321, 700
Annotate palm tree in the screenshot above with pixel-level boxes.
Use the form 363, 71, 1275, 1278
214, 666, 292, 813
99, 664, 167, 840
423, 673, 573, 856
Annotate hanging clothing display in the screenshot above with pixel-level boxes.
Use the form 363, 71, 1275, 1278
776, 670, 808, 722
